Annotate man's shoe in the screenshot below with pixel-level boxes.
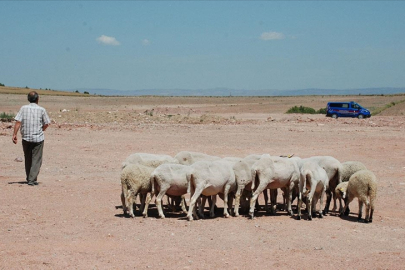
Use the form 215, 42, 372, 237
34, 182, 39, 185
27, 182, 35, 186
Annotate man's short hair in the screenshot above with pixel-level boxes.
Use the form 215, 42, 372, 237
27, 91, 39, 103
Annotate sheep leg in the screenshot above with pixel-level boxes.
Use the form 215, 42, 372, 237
286, 183, 294, 216
281, 187, 287, 211
187, 186, 203, 221
307, 196, 313, 220
319, 188, 325, 218
189, 178, 199, 220
270, 189, 278, 215
307, 187, 316, 221
210, 195, 217, 218
369, 208, 374, 223
180, 195, 188, 214
126, 187, 140, 218
264, 189, 270, 213
155, 186, 169, 219
249, 183, 268, 219
234, 184, 244, 217
338, 195, 344, 215
199, 196, 207, 218
369, 192, 376, 223
228, 193, 234, 216
364, 198, 371, 223
323, 189, 332, 215
139, 193, 146, 214
312, 192, 320, 218
126, 191, 136, 218
142, 193, 152, 218
340, 195, 353, 217
255, 199, 261, 212
331, 191, 338, 213
208, 196, 218, 212
166, 195, 174, 211
223, 184, 231, 218
311, 192, 317, 218
193, 197, 200, 220
357, 199, 364, 222
297, 194, 302, 220
121, 190, 127, 215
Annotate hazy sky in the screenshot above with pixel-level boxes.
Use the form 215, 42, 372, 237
1, 1, 404, 92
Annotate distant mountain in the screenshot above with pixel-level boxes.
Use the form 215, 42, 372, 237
73, 87, 405, 97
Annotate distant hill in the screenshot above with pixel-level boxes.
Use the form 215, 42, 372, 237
75, 87, 405, 96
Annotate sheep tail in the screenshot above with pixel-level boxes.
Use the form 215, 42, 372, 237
186, 172, 192, 194
151, 174, 156, 195
303, 169, 312, 194
337, 166, 342, 184
251, 169, 258, 190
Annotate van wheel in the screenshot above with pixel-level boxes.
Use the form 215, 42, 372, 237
331, 114, 338, 119
358, 114, 364, 119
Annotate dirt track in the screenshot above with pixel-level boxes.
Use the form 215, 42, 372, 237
1, 93, 405, 269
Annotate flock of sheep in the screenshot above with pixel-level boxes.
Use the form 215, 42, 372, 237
120, 151, 378, 223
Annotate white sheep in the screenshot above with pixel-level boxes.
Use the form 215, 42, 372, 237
249, 155, 300, 219
122, 152, 178, 169
187, 160, 236, 221
149, 163, 191, 219
120, 153, 178, 214
335, 161, 367, 213
297, 160, 329, 220
174, 151, 221, 217
121, 163, 155, 218
305, 156, 342, 215
174, 151, 221, 165
339, 169, 377, 223
232, 154, 264, 217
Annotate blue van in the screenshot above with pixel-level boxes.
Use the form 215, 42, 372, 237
326, 101, 371, 119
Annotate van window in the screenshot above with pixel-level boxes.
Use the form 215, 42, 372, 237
342, 104, 349, 108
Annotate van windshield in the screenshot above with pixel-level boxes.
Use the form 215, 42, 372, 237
352, 103, 361, 109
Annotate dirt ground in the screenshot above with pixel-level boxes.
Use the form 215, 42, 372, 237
1, 93, 405, 269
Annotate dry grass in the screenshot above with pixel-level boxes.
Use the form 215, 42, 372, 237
0, 86, 87, 97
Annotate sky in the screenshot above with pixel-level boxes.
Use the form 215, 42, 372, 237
1, 1, 404, 93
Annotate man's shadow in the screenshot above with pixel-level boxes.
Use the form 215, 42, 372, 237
8, 181, 28, 185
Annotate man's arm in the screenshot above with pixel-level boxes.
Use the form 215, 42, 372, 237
42, 110, 50, 131
12, 121, 21, 144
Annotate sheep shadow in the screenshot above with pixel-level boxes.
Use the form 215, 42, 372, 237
114, 203, 187, 219
339, 212, 372, 223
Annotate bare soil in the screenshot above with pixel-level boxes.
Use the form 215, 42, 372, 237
1, 93, 405, 269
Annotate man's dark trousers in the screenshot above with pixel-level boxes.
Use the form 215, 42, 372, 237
22, 140, 44, 184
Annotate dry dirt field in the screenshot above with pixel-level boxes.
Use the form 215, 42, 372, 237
1, 92, 405, 269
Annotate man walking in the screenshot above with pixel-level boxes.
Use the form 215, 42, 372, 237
12, 91, 50, 186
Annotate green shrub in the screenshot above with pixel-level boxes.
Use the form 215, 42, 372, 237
0, 112, 15, 122
286, 106, 327, 114
287, 106, 316, 114
0, 82, 5, 87
84, 91, 89, 95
